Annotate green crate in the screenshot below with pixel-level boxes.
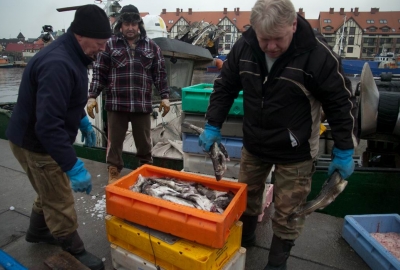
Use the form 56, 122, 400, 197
182, 83, 244, 116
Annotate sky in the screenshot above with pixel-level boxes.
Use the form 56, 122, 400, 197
0, 0, 398, 39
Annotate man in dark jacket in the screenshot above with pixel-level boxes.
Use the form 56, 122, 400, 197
6, 5, 111, 270
199, 0, 358, 269
87, 5, 170, 184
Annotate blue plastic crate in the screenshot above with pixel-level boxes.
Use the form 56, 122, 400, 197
181, 83, 244, 116
182, 133, 243, 159
342, 214, 400, 270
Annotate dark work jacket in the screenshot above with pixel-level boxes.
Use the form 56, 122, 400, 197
6, 28, 92, 171
206, 15, 358, 163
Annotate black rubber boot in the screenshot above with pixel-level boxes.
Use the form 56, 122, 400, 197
240, 215, 258, 247
58, 231, 104, 270
25, 210, 58, 245
264, 234, 295, 270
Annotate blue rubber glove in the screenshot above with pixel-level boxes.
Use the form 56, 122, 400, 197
66, 159, 92, 194
198, 123, 222, 152
328, 147, 355, 179
79, 115, 96, 147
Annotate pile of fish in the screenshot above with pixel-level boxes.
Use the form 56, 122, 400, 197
130, 174, 235, 213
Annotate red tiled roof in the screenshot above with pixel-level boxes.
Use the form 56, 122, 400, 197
159, 8, 251, 32
5, 43, 44, 52
319, 8, 400, 34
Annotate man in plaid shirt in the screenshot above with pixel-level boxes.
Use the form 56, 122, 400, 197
87, 5, 170, 184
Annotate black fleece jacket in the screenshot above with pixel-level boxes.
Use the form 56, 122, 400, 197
206, 15, 358, 163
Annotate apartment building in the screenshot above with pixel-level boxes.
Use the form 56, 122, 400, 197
158, 7, 400, 59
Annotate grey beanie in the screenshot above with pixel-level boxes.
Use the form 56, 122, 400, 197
70, 4, 112, 39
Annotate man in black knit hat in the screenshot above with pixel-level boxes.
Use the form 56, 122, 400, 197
87, 5, 170, 184
6, 4, 111, 270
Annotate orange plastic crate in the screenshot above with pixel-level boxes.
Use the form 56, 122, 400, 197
105, 164, 247, 248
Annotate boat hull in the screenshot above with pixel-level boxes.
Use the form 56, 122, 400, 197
342, 60, 400, 76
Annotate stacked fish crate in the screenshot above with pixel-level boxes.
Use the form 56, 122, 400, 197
181, 83, 245, 179
105, 165, 248, 270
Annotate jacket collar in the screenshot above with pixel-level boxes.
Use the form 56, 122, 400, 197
66, 28, 93, 67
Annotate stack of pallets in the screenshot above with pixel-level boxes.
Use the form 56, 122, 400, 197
105, 165, 248, 270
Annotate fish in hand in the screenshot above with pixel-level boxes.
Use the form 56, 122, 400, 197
181, 121, 230, 180
287, 171, 347, 222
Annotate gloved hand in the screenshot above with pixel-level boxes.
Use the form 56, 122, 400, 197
198, 123, 221, 152
79, 115, 96, 147
328, 147, 355, 179
66, 159, 92, 194
159, 99, 170, 117
86, 98, 98, 119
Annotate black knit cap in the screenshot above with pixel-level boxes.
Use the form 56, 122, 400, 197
70, 4, 112, 39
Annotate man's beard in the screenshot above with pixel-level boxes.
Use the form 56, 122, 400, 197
124, 31, 140, 40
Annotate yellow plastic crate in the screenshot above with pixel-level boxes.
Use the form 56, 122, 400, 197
105, 215, 242, 270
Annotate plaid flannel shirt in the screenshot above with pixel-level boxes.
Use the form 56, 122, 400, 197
89, 35, 169, 113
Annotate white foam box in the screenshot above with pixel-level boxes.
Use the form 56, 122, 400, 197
258, 184, 273, 222
111, 244, 246, 270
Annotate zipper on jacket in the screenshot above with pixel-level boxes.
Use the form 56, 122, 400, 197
288, 129, 300, 148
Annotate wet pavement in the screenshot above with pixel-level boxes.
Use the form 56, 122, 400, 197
0, 138, 371, 270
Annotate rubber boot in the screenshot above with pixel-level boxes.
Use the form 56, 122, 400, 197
264, 234, 295, 270
108, 166, 120, 184
240, 215, 258, 247
25, 210, 58, 245
58, 230, 104, 270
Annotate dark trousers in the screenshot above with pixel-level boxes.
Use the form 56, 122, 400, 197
106, 111, 152, 170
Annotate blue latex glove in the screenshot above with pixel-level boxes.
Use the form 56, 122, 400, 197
198, 123, 222, 152
66, 159, 92, 194
80, 115, 96, 147
328, 147, 355, 179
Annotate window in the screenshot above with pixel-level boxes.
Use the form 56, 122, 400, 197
225, 25, 231, 33
225, 35, 231, 43
379, 19, 387, 24
323, 19, 331, 23
348, 37, 354, 45
397, 38, 400, 43
366, 20, 374, 24
325, 26, 333, 31
382, 27, 390, 32
349, 27, 356, 35
224, 44, 231, 50
347, 47, 353, 53
369, 27, 376, 32
168, 20, 174, 23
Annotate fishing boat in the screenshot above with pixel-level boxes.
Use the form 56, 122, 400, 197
0, 3, 399, 268
342, 48, 400, 76
0, 56, 14, 68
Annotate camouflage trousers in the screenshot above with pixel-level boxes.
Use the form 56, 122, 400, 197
239, 147, 315, 240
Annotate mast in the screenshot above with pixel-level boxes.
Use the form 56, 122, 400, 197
338, 15, 346, 55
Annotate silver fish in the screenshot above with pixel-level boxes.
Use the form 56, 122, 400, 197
162, 194, 196, 208
130, 174, 147, 193
181, 121, 230, 181
287, 171, 348, 222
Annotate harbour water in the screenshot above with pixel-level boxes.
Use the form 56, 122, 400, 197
0, 67, 360, 103
0, 68, 23, 103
